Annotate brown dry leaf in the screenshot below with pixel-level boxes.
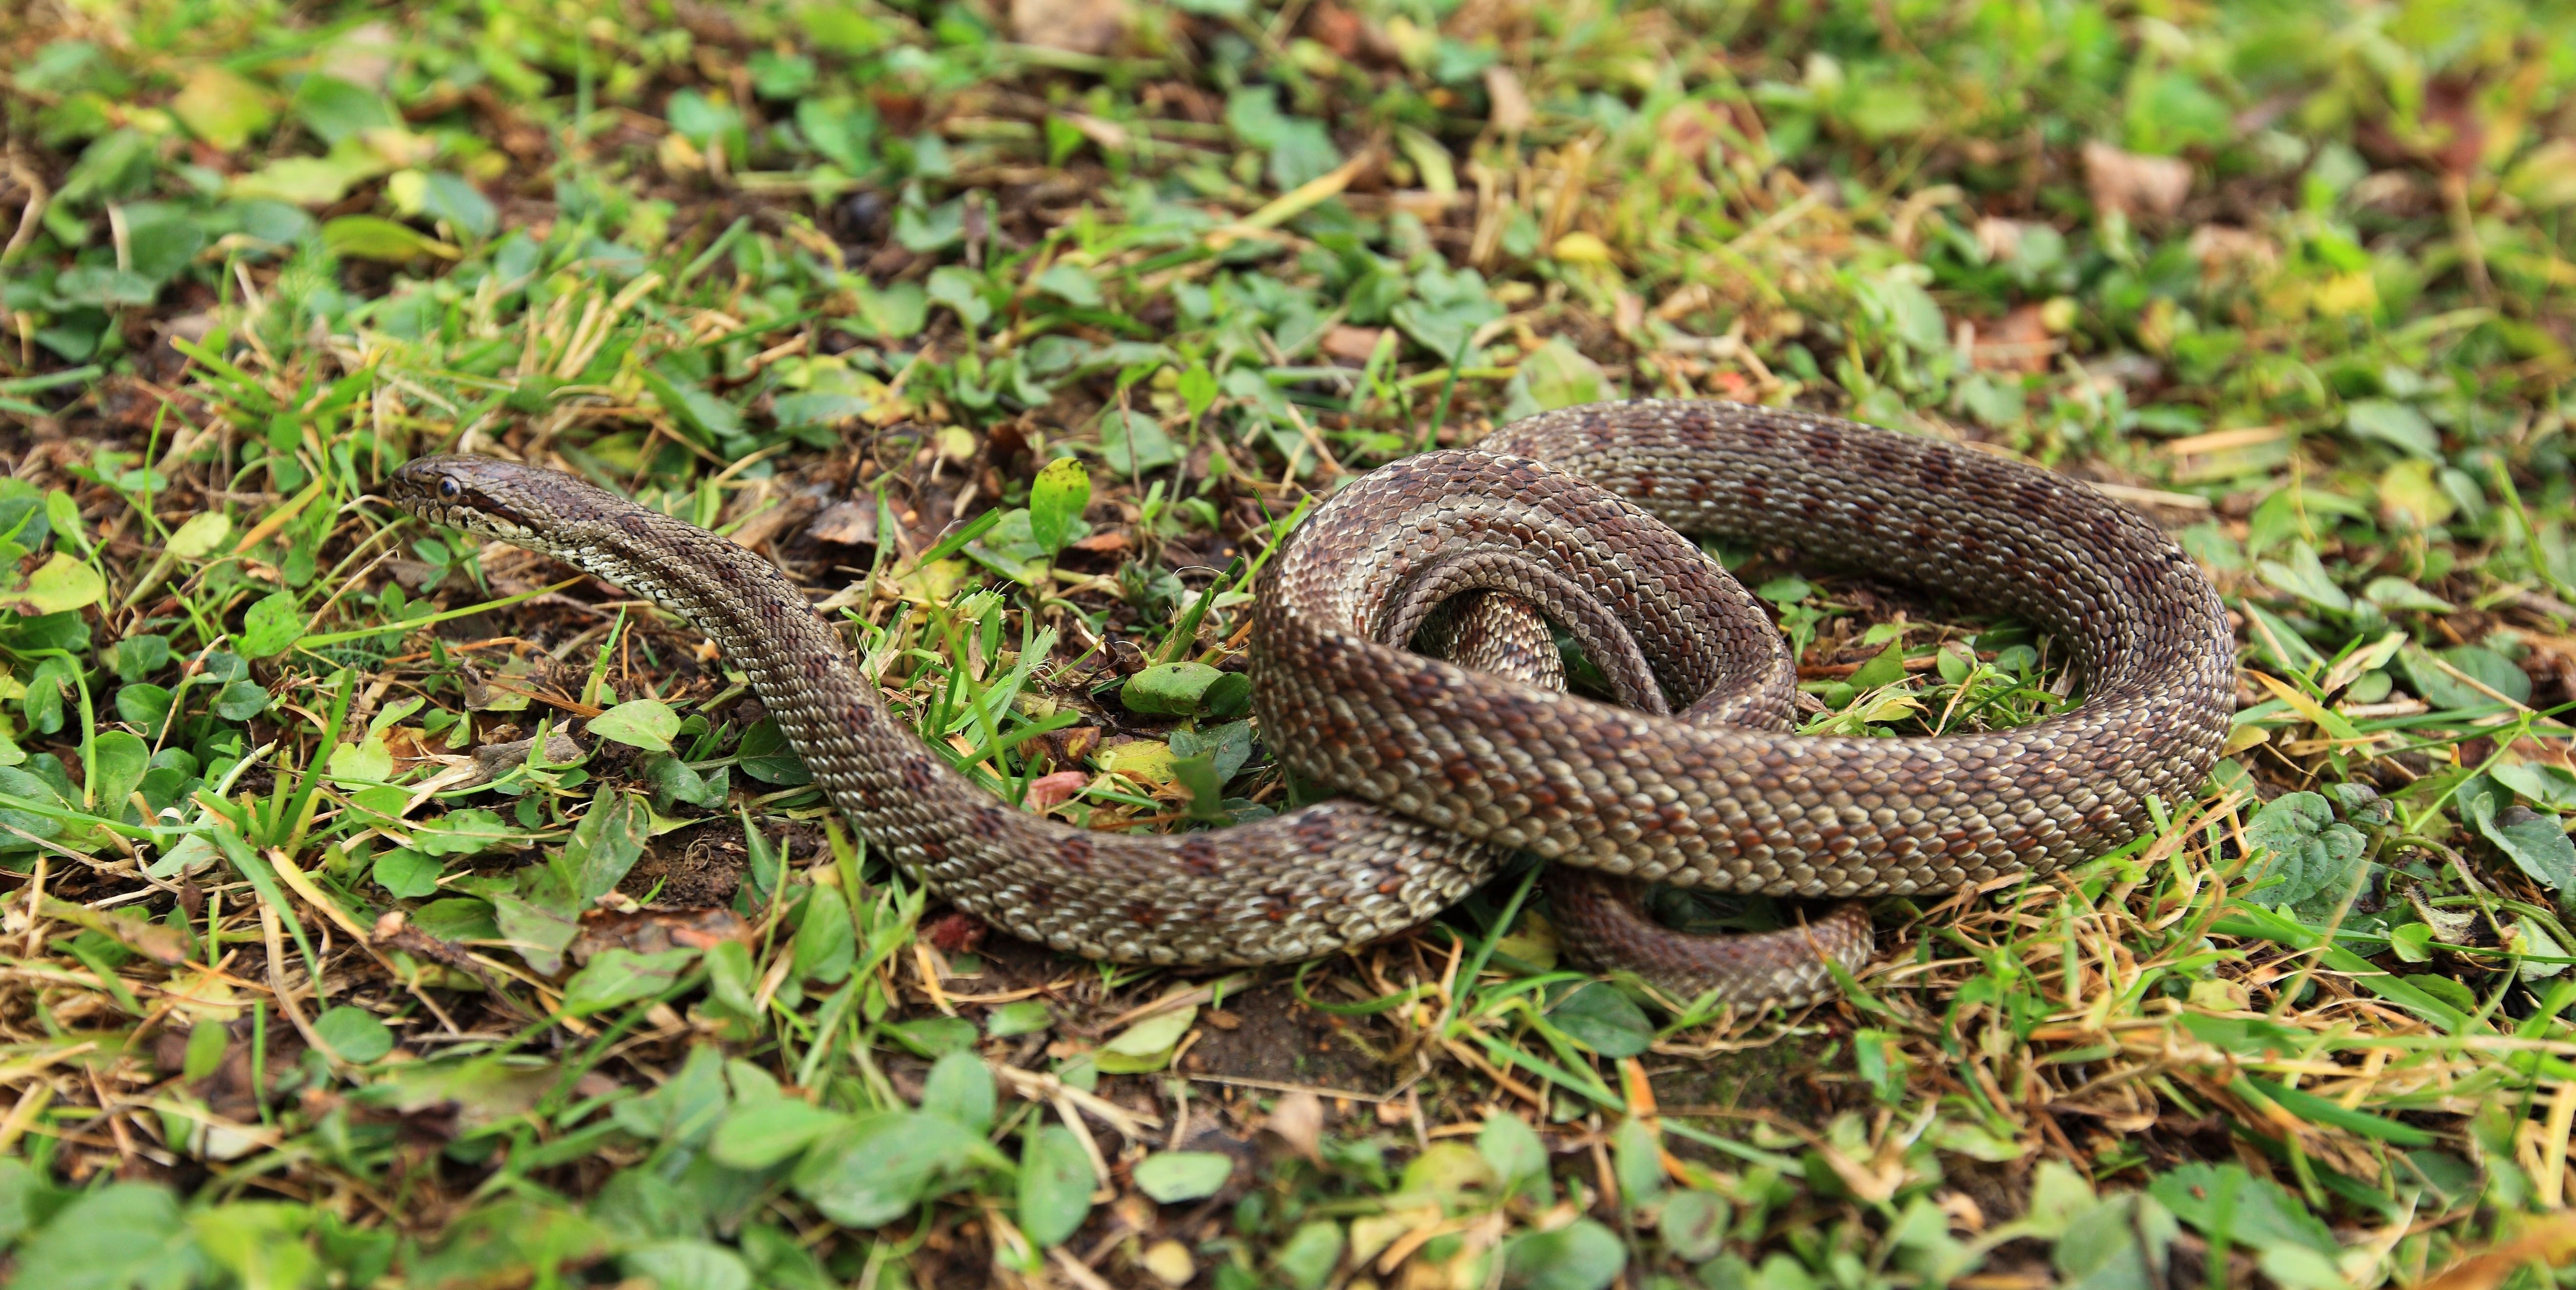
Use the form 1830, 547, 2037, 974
807, 499, 878, 546
1483, 66, 1532, 134
1071, 530, 1130, 554
1322, 325, 1388, 364
2418, 1211, 2576, 1290
2082, 141, 2192, 217
2188, 224, 2278, 276
1971, 305, 2057, 374
1010, 0, 1128, 56
1024, 770, 1091, 810
570, 908, 753, 964
1259, 1090, 1326, 1164
1974, 217, 2027, 263
1307, 2, 1399, 64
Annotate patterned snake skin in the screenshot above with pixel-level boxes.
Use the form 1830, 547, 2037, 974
389, 400, 2234, 1007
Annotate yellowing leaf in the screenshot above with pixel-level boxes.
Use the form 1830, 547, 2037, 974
171, 66, 276, 151
166, 513, 233, 560
2, 553, 106, 615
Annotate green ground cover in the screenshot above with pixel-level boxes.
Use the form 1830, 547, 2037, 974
1, 0, 2574, 1286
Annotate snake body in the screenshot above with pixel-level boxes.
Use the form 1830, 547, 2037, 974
391, 400, 2234, 1006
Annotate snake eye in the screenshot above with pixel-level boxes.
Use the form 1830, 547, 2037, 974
437, 477, 461, 499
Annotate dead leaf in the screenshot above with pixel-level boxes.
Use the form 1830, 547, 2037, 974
1321, 325, 1387, 364
1970, 305, 2057, 374
1071, 530, 1131, 554
569, 907, 752, 964
1025, 770, 1091, 811
2418, 1212, 2576, 1290
1974, 217, 2027, 262
1010, 0, 1127, 56
2082, 141, 2192, 217
926, 911, 989, 953
1259, 1090, 1326, 1164
2188, 224, 2278, 276
1483, 66, 1532, 135
42, 897, 191, 966
808, 499, 879, 546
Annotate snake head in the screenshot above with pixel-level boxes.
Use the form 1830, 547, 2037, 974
388, 456, 548, 542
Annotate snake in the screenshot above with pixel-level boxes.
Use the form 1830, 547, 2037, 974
389, 400, 2234, 1007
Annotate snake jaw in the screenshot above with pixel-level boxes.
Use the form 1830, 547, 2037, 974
388, 455, 546, 544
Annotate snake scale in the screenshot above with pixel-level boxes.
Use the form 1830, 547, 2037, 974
391, 400, 2235, 1007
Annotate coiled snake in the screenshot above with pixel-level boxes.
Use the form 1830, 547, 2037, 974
392, 400, 2234, 1007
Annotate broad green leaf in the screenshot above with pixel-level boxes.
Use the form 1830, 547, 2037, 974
1133, 1151, 1234, 1203
1275, 1220, 1345, 1289
711, 1100, 845, 1170
189, 1199, 317, 1290
2461, 775, 2576, 893
559, 788, 649, 903
2239, 791, 2369, 915
239, 590, 302, 658
14, 1183, 196, 1290
988, 998, 1052, 1037
1502, 1218, 1627, 1290
409, 808, 516, 857
1546, 982, 1653, 1057
373, 847, 442, 899
314, 1005, 395, 1062
792, 1111, 979, 1227
562, 947, 699, 1015
792, 882, 855, 983
1663, 1191, 1729, 1262
588, 699, 681, 752
1519, 337, 1606, 411
322, 215, 458, 262
1029, 457, 1092, 555
1478, 1113, 1548, 1187
1096, 1004, 1196, 1073
922, 1049, 995, 1133
623, 1239, 752, 1290
736, 717, 813, 785
171, 65, 277, 150
0, 552, 105, 615
1019, 1124, 1094, 1247
2345, 399, 2439, 458
1122, 662, 1225, 716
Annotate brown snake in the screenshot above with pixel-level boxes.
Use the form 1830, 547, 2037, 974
391, 400, 2234, 1007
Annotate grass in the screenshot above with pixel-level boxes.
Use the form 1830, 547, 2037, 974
0, 0, 2574, 1287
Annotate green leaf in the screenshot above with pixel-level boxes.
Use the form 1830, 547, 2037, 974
793, 882, 856, 983
2255, 541, 2351, 614
1478, 1113, 1548, 1187
239, 590, 302, 658
1275, 1220, 1345, 1289
1096, 1004, 1196, 1073
1101, 409, 1180, 474
171, 65, 277, 151
2345, 399, 2440, 458
190, 1199, 319, 1290
1846, 640, 1908, 692
1546, 983, 1653, 1057
1662, 1191, 1728, 1262
1133, 1151, 1234, 1202
562, 947, 700, 1015
559, 789, 649, 903
736, 718, 813, 785
988, 998, 1052, 1037
314, 1004, 395, 1062
641, 367, 745, 448
89, 730, 149, 815
14, 1183, 197, 1290
922, 1049, 995, 1133
1518, 337, 1606, 412
490, 885, 581, 975
623, 1239, 752, 1290
1036, 262, 1101, 308
1122, 662, 1226, 716
2240, 791, 2369, 914
1019, 1124, 1094, 1247
2399, 643, 2532, 708
1029, 457, 1093, 555
327, 736, 394, 786
792, 1111, 980, 1227
711, 1100, 846, 1170
2461, 775, 2576, 893
322, 215, 458, 262
0, 552, 105, 615
2494, 762, 2576, 810
1502, 1218, 1627, 1290
373, 847, 443, 899
588, 699, 681, 752
410, 807, 516, 857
